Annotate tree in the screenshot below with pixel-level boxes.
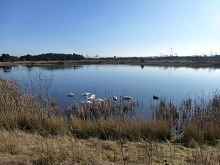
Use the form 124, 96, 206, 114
26, 54, 33, 61
18, 53, 85, 61
1, 53, 11, 62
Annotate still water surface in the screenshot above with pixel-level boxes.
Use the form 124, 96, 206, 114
1, 65, 220, 116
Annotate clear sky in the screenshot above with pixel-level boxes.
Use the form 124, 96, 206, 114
1, 0, 220, 58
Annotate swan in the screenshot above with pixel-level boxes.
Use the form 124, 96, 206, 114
113, 94, 117, 100
120, 95, 131, 100
96, 98, 105, 102
88, 94, 95, 100
81, 100, 92, 104
67, 92, 75, 97
81, 92, 91, 96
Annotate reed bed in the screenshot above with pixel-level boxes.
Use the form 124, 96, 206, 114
1, 77, 220, 164
0, 77, 171, 141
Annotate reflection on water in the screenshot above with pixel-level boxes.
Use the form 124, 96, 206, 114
0, 65, 83, 72
0, 64, 220, 116
0, 66, 13, 73
37, 65, 83, 70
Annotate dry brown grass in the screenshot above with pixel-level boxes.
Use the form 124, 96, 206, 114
1, 129, 220, 164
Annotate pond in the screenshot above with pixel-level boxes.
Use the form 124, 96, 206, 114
1, 65, 220, 116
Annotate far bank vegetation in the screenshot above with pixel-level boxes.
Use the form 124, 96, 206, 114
1, 53, 220, 68
0, 53, 84, 62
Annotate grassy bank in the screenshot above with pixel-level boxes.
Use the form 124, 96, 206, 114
1, 78, 220, 164
1, 129, 220, 164
1, 57, 220, 68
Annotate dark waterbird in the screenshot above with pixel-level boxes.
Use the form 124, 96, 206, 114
120, 95, 132, 100
67, 92, 75, 97
153, 95, 159, 100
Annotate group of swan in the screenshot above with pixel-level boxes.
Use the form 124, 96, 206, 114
81, 93, 95, 100
81, 93, 107, 104
68, 92, 159, 106
67, 92, 91, 97
81, 93, 96, 103
67, 92, 133, 102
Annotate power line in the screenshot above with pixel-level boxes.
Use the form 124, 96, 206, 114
169, 47, 174, 56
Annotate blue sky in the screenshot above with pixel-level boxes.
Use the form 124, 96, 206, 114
1, 0, 220, 57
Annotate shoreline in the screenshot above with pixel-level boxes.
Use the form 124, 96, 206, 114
1, 58, 220, 68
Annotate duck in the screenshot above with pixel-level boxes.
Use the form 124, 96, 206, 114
153, 95, 159, 100
67, 92, 75, 97
81, 92, 91, 97
120, 95, 131, 100
113, 94, 117, 100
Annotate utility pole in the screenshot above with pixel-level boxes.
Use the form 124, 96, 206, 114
169, 47, 174, 56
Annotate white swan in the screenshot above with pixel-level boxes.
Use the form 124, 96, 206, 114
120, 95, 131, 100
88, 94, 95, 100
67, 92, 75, 97
96, 98, 103, 101
81, 92, 91, 96
81, 100, 92, 104
113, 94, 117, 100
96, 98, 106, 103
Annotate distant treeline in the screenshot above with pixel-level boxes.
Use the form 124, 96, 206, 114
114, 54, 220, 59
109, 55, 220, 61
0, 53, 85, 62
143, 55, 220, 61
1, 53, 220, 62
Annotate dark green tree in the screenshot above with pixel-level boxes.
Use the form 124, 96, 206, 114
26, 54, 33, 61
1, 54, 11, 62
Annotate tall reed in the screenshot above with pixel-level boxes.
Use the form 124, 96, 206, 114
153, 91, 220, 145
0, 76, 65, 136
178, 92, 220, 145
